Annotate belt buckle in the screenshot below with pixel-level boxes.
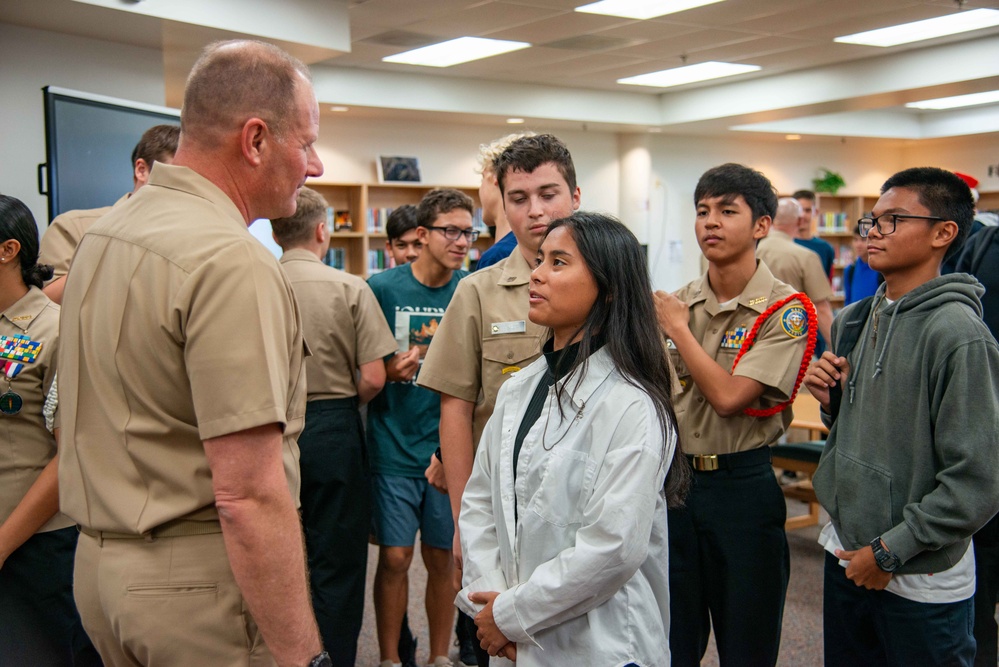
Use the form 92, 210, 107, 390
694, 454, 719, 472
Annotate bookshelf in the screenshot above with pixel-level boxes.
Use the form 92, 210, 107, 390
812, 194, 878, 305
307, 182, 490, 278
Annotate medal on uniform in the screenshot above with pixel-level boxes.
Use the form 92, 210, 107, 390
1, 361, 25, 416
0, 334, 42, 417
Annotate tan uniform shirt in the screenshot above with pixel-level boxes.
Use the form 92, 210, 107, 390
39, 194, 129, 281
279, 248, 396, 400
1, 287, 71, 532
669, 262, 810, 455
756, 229, 833, 301
57, 164, 307, 534
417, 249, 544, 449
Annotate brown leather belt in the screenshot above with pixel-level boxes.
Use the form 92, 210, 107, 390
686, 447, 772, 472
79, 519, 222, 543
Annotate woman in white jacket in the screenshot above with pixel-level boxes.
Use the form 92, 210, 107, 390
458, 211, 690, 666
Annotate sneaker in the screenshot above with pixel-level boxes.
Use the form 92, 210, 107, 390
429, 657, 453, 667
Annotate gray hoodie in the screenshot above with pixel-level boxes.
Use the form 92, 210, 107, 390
813, 274, 999, 574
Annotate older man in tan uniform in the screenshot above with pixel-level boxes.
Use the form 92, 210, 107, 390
272, 187, 396, 666
58, 41, 328, 667
756, 196, 834, 343
39, 124, 179, 305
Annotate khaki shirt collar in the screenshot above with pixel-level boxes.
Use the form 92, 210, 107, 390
1, 286, 51, 333
687, 260, 780, 317
280, 248, 323, 265
768, 229, 794, 243
496, 246, 533, 287
147, 163, 246, 230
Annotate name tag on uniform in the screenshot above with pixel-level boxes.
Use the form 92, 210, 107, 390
490, 320, 526, 335
721, 326, 748, 349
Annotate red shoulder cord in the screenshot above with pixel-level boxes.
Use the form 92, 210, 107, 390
730, 292, 817, 417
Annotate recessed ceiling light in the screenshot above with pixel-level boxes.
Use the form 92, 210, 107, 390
786, 134, 801, 141
906, 90, 999, 110
835, 9, 999, 47
575, 0, 724, 20
506, 118, 526, 124
618, 61, 760, 88
330, 106, 349, 112
383, 37, 530, 67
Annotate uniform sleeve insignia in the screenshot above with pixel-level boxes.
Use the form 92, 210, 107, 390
780, 305, 808, 338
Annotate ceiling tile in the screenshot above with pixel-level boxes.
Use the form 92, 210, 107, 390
405, 2, 565, 39
488, 10, 634, 43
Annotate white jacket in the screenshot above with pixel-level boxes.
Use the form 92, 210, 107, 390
458, 346, 674, 667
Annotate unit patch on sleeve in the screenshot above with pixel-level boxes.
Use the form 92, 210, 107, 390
780, 305, 808, 338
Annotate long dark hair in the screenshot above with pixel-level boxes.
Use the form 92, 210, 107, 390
542, 211, 690, 508
0, 195, 53, 289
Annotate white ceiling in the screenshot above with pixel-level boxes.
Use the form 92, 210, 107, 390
3, 0, 998, 139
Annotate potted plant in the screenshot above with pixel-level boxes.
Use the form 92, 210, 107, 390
812, 168, 846, 194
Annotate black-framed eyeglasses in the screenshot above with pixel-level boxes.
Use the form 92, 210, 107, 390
857, 213, 945, 238
429, 226, 480, 242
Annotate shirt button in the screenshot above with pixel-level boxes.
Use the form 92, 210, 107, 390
694, 432, 701, 438
697, 397, 704, 403
507, 277, 515, 282
711, 328, 718, 333
507, 352, 514, 360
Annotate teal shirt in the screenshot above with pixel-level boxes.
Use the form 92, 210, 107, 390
366, 264, 467, 477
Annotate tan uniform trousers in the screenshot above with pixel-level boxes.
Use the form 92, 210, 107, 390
74, 529, 276, 666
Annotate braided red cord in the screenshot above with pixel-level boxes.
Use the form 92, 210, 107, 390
730, 292, 817, 417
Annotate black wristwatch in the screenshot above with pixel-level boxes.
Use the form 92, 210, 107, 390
308, 651, 332, 667
870, 536, 901, 572
434, 446, 443, 462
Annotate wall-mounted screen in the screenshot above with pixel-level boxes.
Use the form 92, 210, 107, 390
41, 86, 179, 221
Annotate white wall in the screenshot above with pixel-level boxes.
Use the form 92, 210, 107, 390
312, 117, 621, 219
0, 22, 165, 230
647, 135, 906, 291
899, 134, 999, 195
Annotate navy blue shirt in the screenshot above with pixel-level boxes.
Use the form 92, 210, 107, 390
476, 231, 517, 271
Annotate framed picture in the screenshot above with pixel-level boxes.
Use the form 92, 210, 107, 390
378, 155, 422, 183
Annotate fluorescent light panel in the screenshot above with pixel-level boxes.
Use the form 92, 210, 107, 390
618, 61, 760, 87
576, 0, 724, 20
383, 37, 529, 67
906, 90, 999, 110
835, 8, 999, 47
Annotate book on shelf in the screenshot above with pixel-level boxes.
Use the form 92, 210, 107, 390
817, 211, 850, 233
368, 248, 387, 273
323, 246, 346, 271
326, 207, 353, 231
367, 207, 395, 233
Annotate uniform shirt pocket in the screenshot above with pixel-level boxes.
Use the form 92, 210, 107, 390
528, 448, 597, 527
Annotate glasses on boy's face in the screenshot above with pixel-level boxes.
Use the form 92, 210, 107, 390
857, 213, 945, 238
430, 226, 480, 242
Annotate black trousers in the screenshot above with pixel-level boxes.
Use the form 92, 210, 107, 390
0, 526, 101, 666
299, 398, 371, 667
974, 513, 999, 667
824, 552, 975, 667
668, 459, 789, 667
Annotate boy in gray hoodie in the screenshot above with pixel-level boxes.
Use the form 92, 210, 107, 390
805, 167, 999, 667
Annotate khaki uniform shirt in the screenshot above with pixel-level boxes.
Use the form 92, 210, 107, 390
756, 229, 833, 301
669, 262, 810, 455
39, 194, 129, 281
417, 250, 544, 449
1, 287, 71, 532
279, 248, 396, 400
57, 164, 307, 534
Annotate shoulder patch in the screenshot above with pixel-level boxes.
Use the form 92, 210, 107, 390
780, 305, 808, 338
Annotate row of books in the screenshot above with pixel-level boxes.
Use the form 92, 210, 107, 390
816, 211, 851, 233
322, 247, 347, 270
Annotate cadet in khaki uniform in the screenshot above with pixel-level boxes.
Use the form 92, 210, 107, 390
272, 187, 397, 667
58, 41, 329, 667
0, 195, 98, 666
756, 196, 834, 343
39, 124, 179, 304
417, 134, 580, 667
655, 164, 812, 667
